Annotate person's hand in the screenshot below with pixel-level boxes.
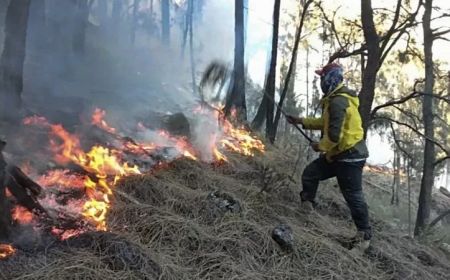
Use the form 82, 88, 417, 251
286, 115, 302, 125
310, 142, 321, 152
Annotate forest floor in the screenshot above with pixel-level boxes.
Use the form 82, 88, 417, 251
1, 147, 450, 280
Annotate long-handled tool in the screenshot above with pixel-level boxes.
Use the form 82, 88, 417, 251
261, 91, 314, 143
200, 61, 314, 143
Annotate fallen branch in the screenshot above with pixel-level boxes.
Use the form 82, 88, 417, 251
115, 190, 143, 206
428, 209, 450, 229
363, 179, 391, 194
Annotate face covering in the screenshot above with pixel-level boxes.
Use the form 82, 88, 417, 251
320, 67, 343, 95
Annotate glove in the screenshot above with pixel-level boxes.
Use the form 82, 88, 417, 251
310, 142, 320, 152
286, 115, 302, 125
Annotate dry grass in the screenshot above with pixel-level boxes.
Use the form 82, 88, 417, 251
1, 147, 449, 280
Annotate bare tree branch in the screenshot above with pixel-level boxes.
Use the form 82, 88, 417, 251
434, 156, 450, 167
371, 90, 450, 119
372, 116, 450, 156
393, 105, 420, 130
379, 0, 403, 53
380, 0, 423, 65
433, 28, 450, 38
389, 122, 413, 159
317, 4, 345, 50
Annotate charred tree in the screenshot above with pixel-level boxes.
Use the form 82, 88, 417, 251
265, 0, 281, 142
391, 149, 400, 205
72, 0, 90, 55
112, 0, 122, 22
272, 0, 312, 141
111, 0, 122, 40
0, 142, 11, 240
224, 0, 247, 121
28, 0, 46, 52
97, 0, 108, 27
415, 0, 435, 236
161, 0, 170, 45
188, 0, 197, 96
131, 0, 140, 45
0, 0, 31, 120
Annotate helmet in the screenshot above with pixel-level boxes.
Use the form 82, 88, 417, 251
315, 63, 343, 77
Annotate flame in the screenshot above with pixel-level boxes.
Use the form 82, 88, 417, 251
158, 130, 199, 161
23, 115, 50, 126
220, 118, 265, 157
51, 228, 86, 241
20, 106, 265, 239
91, 108, 116, 134
12, 206, 34, 224
123, 140, 157, 155
37, 169, 85, 189
0, 244, 15, 259
213, 147, 227, 162
195, 105, 265, 160
26, 116, 141, 231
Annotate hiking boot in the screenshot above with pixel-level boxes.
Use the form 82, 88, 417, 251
350, 231, 370, 254
300, 200, 314, 213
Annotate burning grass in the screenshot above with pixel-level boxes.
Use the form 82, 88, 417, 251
2, 149, 449, 279
1, 108, 449, 279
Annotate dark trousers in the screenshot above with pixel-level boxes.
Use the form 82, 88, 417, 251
301, 156, 372, 240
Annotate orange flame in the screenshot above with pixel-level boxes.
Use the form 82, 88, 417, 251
37, 169, 85, 189
26, 116, 141, 231
158, 130, 199, 161
12, 206, 34, 224
0, 244, 15, 259
196, 105, 265, 160
91, 108, 116, 134
21, 106, 265, 237
220, 118, 265, 157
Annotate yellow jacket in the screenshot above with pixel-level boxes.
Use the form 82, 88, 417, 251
303, 84, 368, 161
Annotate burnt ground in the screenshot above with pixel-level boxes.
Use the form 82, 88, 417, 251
1, 148, 449, 280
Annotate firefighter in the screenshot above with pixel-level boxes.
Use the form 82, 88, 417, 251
287, 63, 372, 252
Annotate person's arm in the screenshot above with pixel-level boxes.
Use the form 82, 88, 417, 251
318, 96, 348, 152
302, 117, 324, 130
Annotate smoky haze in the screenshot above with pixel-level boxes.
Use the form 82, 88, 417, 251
1, 0, 236, 128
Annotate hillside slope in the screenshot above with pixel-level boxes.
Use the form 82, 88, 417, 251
1, 149, 449, 280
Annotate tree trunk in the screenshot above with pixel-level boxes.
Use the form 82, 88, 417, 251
251, 95, 267, 129
0, 0, 31, 120
415, 0, 435, 237
72, 0, 89, 55
28, 0, 46, 52
161, 0, 170, 46
112, 0, 122, 22
392, 149, 400, 205
359, 0, 381, 134
396, 156, 401, 205
97, 0, 108, 27
265, 0, 281, 143
0, 152, 11, 240
188, 0, 196, 96
230, 0, 246, 121
111, 0, 122, 40
131, 0, 140, 45
447, 72, 450, 189
407, 159, 412, 237
272, 0, 311, 141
